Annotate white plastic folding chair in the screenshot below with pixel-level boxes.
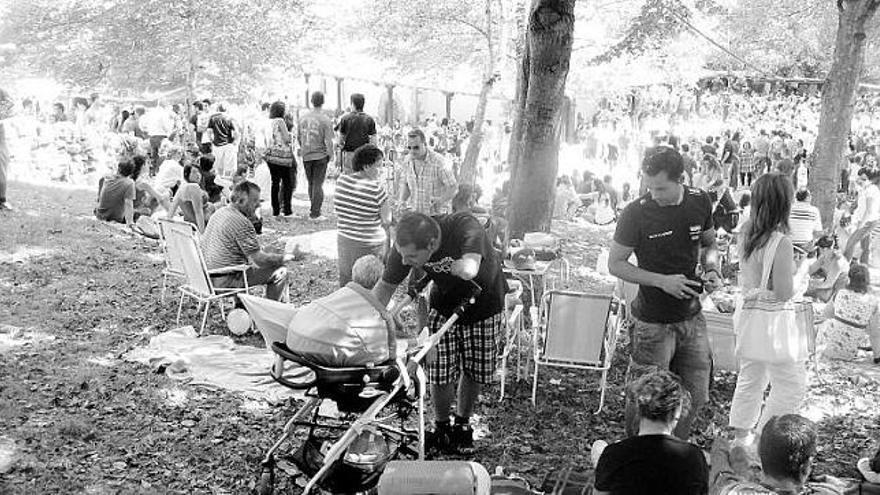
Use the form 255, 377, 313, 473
164, 223, 250, 335
157, 219, 199, 303
531, 290, 619, 413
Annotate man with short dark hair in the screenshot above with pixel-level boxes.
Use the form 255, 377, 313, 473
372, 212, 507, 455
208, 103, 238, 177
202, 181, 301, 301
95, 161, 137, 225
399, 128, 457, 215
298, 91, 335, 220
710, 414, 848, 494
789, 189, 823, 251
336, 93, 377, 175
609, 146, 720, 440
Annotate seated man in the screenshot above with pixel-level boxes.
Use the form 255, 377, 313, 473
710, 414, 850, 495
168, 164, 215, 233
95, 160, 136, 226
202, 181, 300, 301
592, 370, 708, 495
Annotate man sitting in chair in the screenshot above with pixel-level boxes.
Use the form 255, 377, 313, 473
202, 181, 301, 301
372, 212, 507, 456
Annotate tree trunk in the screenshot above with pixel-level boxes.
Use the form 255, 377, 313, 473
459, 0, 497, 187
506, 0, 533, 192
810, 0, 879, 228
507, 0, 576, 238
459, 74, 496, 186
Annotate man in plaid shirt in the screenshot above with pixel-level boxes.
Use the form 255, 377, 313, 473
398, 128, 458, 215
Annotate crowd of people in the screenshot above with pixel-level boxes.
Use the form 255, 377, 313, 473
6, 78, 880, 493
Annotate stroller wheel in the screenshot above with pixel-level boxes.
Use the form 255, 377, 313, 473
257, 466, 275, 495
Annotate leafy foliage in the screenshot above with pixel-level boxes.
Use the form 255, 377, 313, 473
590, 0, 694, 65
0, 0, 309, 96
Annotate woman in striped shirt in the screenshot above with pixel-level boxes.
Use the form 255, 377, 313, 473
334, 144, 391, 286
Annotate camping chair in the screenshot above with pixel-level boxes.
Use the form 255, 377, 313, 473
163, 222, 251, 335
158, 219, 199, 303
531, 290, 619, 414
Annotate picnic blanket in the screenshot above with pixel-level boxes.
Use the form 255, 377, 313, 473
123, 326, 302, 404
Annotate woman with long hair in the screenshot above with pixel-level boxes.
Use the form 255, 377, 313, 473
728, 172, 804, 451
265, 100, 296, 217
818, 263, 880, 363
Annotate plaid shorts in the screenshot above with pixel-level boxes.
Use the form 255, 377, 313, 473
426, 310, 504, 386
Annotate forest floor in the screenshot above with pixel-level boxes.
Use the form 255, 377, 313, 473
1, 179, 879, 494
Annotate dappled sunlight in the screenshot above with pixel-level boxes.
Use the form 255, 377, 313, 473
0, 245, 59, 264
240, 398, 271, 414
158, 386, 190, 408
86, 354, 119, 367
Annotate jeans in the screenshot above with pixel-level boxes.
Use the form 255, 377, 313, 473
149, 135, 167, 175
844, 221, 877, 264
267, 164, 295, 216
624, 313, 711, 439
728, 359, 807, 433
337, 234, 385, 287
0, 141, 8, 203
211, 264, 289, 301
303, 156, 329, 218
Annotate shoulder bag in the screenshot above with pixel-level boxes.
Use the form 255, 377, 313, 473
733, 232, 810, 363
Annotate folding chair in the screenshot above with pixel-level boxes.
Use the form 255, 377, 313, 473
531, 290, 619, 413
157, 219, 199, 303
498, 279, 526, 401
164, 223, 251, 335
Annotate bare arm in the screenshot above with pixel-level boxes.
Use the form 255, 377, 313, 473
608, 241, 701, 299
450, 253, 481, 281
123, 199, 134, 226
192, 197, 206, 233
770, 235, 795, 301
250, 248, 303, 268
379, 196, 392, 227
700, 228, 720, 273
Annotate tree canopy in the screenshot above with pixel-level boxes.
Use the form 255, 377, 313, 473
0, 0, 309, 96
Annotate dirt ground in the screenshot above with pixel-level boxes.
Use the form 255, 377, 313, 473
1, 180, 878, 494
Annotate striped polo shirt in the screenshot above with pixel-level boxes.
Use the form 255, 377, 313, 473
334, 174, 388, 244
201, 205, 260, 269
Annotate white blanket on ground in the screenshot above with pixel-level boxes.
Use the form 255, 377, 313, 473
123, 326, 303, 404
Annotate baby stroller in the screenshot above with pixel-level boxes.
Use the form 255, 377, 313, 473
244, 281, 482, 495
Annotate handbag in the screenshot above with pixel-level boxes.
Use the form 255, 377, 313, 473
263, 119, 294, 166
732, 232, 810, 363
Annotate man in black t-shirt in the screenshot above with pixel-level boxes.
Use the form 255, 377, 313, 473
208, 103, 238, 177
373, 212, 506, 455
336, 93, 377, 175
609, 146, 721, 440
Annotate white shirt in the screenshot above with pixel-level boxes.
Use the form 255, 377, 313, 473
853, 184, 880, 226
154, 159, 183, 198
789, 201, 823, 244
143, 108, 175, 137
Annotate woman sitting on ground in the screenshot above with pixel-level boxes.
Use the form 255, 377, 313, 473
592, 370, 709, 495
804, 235, 849, 303
553, 175, 580, 221
167, 164, 215, 233
818, 263, 880, 364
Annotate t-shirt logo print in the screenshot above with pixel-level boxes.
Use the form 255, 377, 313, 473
424, 256, 456, 274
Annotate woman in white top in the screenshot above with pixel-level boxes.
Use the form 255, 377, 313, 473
844, 167, 880, 264
819, 263, 880, 363
168, 165, 215, 233
728, 172, 805, 449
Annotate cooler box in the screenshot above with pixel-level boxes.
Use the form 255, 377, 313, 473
705, 311, 738, 372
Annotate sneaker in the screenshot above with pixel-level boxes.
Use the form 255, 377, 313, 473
309, 215, 327, 222
451, 419, 475, 454
0, 201, 12, 212
425, 422, 455, 455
